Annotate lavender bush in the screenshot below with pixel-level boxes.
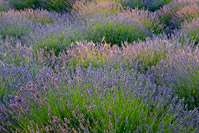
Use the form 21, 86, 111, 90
0, 41, 41, 106
0, 13, 35, 42
0, 0, 10, 11
181, 18, 199, 45
151, 47, 199, 109
85, 14, 150, 46
158, 0, 199, 31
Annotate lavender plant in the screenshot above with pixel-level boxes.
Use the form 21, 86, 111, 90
180, 18, 199, 45
0, 14, 34, 42
158, 0, 199, 31
0, 9, 71, 25
0, 3, 164, 55
151, 47, 199, 109
85, 14, 150, 46
0, 9, 55, 24
0, 9, 72, 53
0, 0, 10, 12
117, 9, 165, 35
82, 9, 164, 46
0, 41, 41, 104
28, 20, 86, 55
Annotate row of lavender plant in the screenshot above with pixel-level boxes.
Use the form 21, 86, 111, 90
0, 7, 164, 55
2, 0, 199, 48
1, 54, 198, 132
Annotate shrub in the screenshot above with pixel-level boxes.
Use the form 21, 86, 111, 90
83, 9, 164, 46
0, 42, 40, 103
0, 9, 72, 53
85, 14, 150, 46
0, 8, 72, 25
0, 5, 164, 55
87, 10, 164, 45
0, 0, 10, 12
118, 9, 164, 34
35, 34, 189, 74
158, 0, 199, 31
180, 18, 199, 45
28, 20, 86, 55
151, 47, 199, 109
0, 15, 34, 42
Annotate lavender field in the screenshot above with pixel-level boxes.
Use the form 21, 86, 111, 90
0, 0, 199, 132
